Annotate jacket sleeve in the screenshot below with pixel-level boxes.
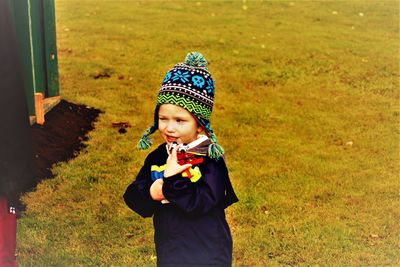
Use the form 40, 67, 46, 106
162, 157, 229, 216
123, 157, 157, 218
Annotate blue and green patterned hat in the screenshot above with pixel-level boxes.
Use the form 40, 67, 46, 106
138, 52, 224, 159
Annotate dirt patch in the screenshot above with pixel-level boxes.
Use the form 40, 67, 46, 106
31, 100, 101, 182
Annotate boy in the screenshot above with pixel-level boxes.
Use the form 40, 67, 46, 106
124, 52, 238, 267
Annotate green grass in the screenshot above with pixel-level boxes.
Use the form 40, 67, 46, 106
18, 0, 399, 266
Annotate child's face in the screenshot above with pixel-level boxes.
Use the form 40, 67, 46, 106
158, 104, 203, 145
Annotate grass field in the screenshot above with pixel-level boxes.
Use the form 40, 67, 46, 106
17, 0, 399, 266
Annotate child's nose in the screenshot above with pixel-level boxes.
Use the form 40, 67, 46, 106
166, 122, 175, 132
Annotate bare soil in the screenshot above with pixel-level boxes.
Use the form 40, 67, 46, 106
31, 100, 101, 183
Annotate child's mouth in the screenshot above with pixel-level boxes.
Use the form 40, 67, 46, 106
166, 135, 178, 143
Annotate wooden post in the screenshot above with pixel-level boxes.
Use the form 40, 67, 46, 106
34, 92, 44, 125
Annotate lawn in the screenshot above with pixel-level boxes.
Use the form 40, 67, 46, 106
18, 0, 399, 266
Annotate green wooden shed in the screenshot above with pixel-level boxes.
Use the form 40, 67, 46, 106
6, 0, 60, 125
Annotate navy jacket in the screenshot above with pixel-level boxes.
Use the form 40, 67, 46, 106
124, 144, 238, 267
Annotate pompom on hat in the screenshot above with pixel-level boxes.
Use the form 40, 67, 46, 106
138, 52, 224, 159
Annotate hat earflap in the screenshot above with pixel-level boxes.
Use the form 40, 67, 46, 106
208, 133, 224, 160
137, 124, 157, 150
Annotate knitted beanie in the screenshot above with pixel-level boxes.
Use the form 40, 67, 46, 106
138, 52, 224, 159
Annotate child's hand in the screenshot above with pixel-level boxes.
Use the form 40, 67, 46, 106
164, 145, 192, 178
150, 179, 165, 201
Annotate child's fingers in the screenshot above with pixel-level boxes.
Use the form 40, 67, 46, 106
173, 164, 191, 176
179, 163, 192, 171
169, 145, 178, 160
166, 142, 179, 155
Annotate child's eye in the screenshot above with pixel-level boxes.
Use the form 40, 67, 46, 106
176, 119, 186, 123
159, 118, 167, 121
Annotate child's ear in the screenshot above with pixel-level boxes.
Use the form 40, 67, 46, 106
197, 126, 204, 133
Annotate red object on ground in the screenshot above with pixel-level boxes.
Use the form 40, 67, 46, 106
0, 197, 17, 267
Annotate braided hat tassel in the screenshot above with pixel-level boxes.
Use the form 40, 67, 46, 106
208, 133, 224, 159
137, 124, 157, 150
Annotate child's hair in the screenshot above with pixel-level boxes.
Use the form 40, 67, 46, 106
138, 52, 224, 159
